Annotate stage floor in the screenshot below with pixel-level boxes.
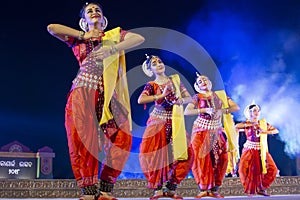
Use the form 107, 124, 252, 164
2, 195, 300, 200
1, 177, 300, 199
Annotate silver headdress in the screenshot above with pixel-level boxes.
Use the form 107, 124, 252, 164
194, 72, 202, 93
142, 54, 154, 77
194, 72, 212, 93
243, 100, 259, 119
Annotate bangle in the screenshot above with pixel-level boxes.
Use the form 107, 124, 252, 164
197, 108, 201, 115
154, 95, 158, 101
178, 98, 183, 105
78, 31, 85, 40
225, 108, 229, 114
110, 45, 118, 55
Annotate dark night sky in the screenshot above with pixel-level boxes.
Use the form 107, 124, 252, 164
1, 0, 300, 178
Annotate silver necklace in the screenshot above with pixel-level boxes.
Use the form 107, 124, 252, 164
157, 82, 177, 105
206, 92, 216, 109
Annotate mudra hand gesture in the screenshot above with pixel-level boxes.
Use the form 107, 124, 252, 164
93, 46, 113, 60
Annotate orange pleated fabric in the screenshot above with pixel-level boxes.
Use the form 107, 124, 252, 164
65, 87, 132, 187
139, 118, 193, 189
191, 128, 228, 190
65, 87, 99, 187
238, 149, 277, 195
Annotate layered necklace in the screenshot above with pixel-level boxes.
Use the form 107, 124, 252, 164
87, 29, 105, 66
250, 120, 260, 137
154, 76, 170, 85
88, 39, 102, 64
204, 91, 216, 110
156, 77, 178, 105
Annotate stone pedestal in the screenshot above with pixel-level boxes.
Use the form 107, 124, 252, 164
0, 141, 55, 179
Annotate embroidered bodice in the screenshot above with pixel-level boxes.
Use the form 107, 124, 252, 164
64, 29, 127, 91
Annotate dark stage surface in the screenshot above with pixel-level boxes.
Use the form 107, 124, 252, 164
1, 177, 300, 199
1, 0, 300, 179
2, 196, 300, 200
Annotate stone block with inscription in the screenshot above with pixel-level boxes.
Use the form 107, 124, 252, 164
0, 141, 55, 179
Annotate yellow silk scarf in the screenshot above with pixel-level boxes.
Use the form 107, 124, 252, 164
170, 74, 188, 160
259, 119, 268, 174
99, 27, 132, 130
214, 90, 239, 153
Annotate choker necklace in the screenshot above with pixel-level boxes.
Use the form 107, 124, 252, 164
155, 76, 170, 85
88, 38, 103, 67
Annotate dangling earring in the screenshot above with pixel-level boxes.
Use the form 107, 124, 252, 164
101, 16, 108, 30
79, 18, 88, 32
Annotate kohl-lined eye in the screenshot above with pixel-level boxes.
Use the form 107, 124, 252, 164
151, 59, 162, 66
151, 62, 158, 66
198, 78, 207, 84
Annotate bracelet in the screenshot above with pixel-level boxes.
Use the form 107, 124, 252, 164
225, 108, 229, 114
109, 45, 118, 55
178, 98, 183, 105
164, 95, 178, 105
78, 31, 85, 40
154, 95, 158, 101
197, 108, 201, 115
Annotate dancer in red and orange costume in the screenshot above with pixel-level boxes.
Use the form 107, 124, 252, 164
47, 2, 144, 200
184, 73, 239, 199
138, 55, 193, 200
236, 104, 278, 197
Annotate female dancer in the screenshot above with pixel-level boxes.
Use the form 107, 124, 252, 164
47, 2, 144, 200
138, 55, 193, 200
184, 74, 239, 198
236, 104, 278, 197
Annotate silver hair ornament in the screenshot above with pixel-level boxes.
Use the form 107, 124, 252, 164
142, 54, 153, 77
243, 100, 257, 119
194, 73, 212, 94
194, 72, 202, 93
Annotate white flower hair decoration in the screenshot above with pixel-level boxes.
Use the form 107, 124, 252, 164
243, 100, 259, 119
142, 54, 154, 77
194, 72, 212, 93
